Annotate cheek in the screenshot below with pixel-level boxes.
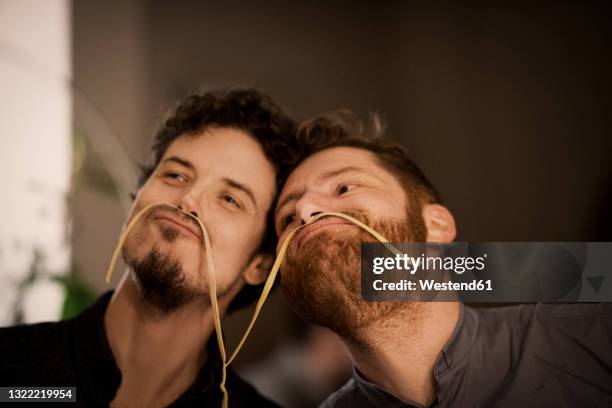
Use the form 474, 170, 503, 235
343, 196, 401, 218
378, 199, 406, 219
137, 180, 182, 205
208, 219, 258, 257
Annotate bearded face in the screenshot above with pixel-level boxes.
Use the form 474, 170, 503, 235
121, 205, 207, 314
280, 208, 427, 340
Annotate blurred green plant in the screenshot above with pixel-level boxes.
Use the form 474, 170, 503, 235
52, 270, 98, 320
10, 250, 98, 323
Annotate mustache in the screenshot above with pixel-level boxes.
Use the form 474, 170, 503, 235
285, 209, 374, 258
148, 204, 207, 242
285, 209, 425, 261
311, 208, 375, 230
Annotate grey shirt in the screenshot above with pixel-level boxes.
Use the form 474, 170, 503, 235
321, 303, 612, 407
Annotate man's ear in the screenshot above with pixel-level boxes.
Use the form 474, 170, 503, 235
242, 253, 274, 286
422, 204, 456, 243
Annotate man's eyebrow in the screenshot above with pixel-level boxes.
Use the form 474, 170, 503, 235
223, 178, 258, 210
317, 165, 371, 182
161, 156, 195, 171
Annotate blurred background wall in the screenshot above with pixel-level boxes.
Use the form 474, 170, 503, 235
0, 0, 71, 325
2, 1, 611, 406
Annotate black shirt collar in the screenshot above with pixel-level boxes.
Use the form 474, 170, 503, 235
70, 291, 224, 406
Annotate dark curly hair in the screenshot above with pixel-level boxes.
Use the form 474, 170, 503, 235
292, 110, 441, 206
136, 88, 296, 312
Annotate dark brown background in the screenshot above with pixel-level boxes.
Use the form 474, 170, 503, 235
71, 1, 612, 365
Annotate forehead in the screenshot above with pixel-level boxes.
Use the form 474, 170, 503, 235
165, 126, 264, 163
163, 127, 277, 205
285, 146, 387, 186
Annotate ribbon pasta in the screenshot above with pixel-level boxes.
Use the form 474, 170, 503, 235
105, 203, 396, 408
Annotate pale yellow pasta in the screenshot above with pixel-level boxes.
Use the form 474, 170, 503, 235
105, 203, 396, 408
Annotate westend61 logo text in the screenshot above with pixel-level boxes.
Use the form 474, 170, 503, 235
372, 253, 487, 275
362, 242, 612, 302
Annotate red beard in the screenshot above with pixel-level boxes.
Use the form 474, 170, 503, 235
280, 208, 427, 341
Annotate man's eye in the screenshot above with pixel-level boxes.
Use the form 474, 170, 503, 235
337, 184, 352, 195
282, 213, 296, 228
221, 194, 242, 209
164, 172, 188, 183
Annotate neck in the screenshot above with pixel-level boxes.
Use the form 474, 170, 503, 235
344, 302, 460, 406
105, 272, 238, 407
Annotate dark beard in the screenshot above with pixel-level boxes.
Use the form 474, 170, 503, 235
127, 247, 199, 315
280, 208, 427, 342
120, 204, 205, 315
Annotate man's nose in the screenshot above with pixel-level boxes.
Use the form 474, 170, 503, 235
177, 190, 202, 218
295, 194, 327, 225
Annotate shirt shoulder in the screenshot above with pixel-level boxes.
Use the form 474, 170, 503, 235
465, 303, 612, 406
475, 302, 612, 319
528, 303, 612, 356
474, 303, 537, 324
0, 319, 72, 358
0, 319, 75, 385
471, 303, 612, 361
474, 302, 612, 335
467, 303, 539, 355
319, 378, 376, 408
534, 302, 612, 318
225, 368, 281, 408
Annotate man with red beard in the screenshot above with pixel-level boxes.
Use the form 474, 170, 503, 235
0, 89, 294, 407
274, 111, 612, 407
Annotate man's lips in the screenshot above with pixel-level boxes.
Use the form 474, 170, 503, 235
293, 218, 354, 249
154, 214, 202, 241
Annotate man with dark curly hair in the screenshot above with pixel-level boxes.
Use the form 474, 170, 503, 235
0, 88, 295, 407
